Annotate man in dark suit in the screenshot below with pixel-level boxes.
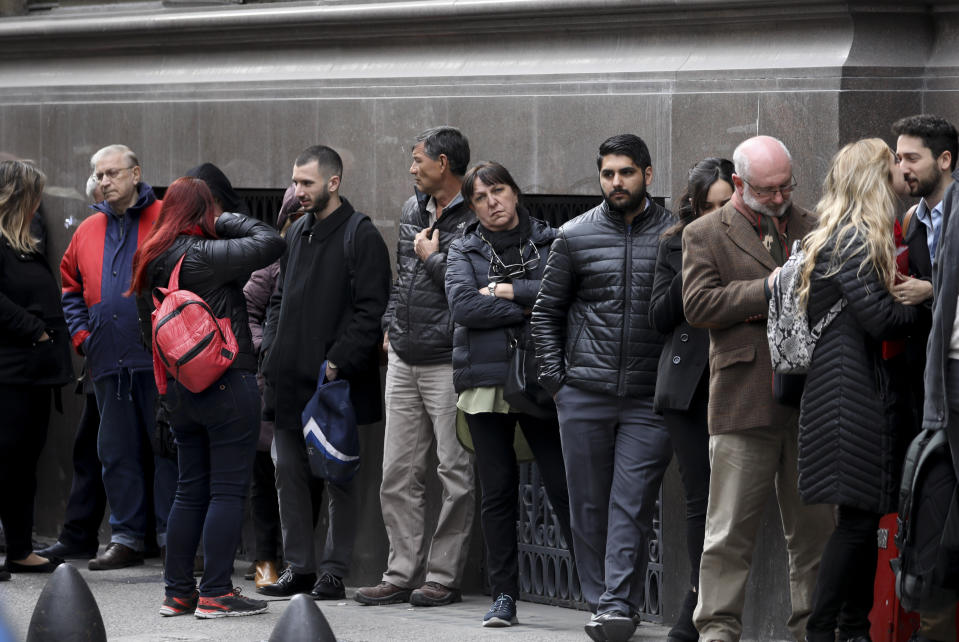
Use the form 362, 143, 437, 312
682, 135, 834, 642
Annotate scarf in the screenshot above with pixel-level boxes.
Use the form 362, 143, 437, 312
479, 210, 532, 279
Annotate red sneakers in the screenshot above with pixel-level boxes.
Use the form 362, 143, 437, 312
159, 590, 199, 617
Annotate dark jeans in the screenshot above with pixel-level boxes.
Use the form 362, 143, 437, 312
662, 375, 710, 589
806, 505, 881, 640
58, 393, 107, 550
0, 384, 51, 561
163, 369, 260, 598
251, 450, 281, 561
93, 370, 177, 550
466, 411, 572, 600
554, 385, 672, 615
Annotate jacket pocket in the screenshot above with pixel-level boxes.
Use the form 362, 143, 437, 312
710, 344, 756, 371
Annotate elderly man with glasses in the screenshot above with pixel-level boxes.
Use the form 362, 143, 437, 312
60, 144, 177, 571
680, 135, 834, 642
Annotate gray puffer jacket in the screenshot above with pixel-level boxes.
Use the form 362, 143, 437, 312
531, 199, 671, 397
383, 191, 475, 365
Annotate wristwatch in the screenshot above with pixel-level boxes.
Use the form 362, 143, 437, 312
488, 282, 498, 296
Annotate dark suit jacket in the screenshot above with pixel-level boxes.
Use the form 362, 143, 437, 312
681, 201, 817, 434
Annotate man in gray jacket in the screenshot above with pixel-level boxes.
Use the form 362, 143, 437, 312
355, 126, 476, 608
531, 134, 672, 642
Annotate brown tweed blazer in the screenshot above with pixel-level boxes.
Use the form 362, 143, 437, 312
681, 201, 817, 435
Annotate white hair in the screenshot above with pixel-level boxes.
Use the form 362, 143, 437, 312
732, 136, 792, 182
90, 144, 139, 170
85, 174, 99, 201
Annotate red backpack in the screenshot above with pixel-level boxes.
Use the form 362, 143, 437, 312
151, 253, 237, 394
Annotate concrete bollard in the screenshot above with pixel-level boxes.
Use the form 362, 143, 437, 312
268, 593, 336, 642
25, 563, 107, 642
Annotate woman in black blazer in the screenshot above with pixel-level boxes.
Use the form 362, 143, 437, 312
649, 158, 733, 642
0, 160, 73, 579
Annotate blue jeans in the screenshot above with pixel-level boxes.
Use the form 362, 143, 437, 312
163, 369, 260, 598
94, 370, 177, 550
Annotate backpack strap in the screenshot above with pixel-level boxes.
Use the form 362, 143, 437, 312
168, 253, 187, 291
897, 429, 949, 546
902, 204, 918, 238
342, 211, 368, 301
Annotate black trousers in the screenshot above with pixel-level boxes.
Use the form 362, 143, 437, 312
466, 411, 572, 600
57, 393, 107, 549
662, 374, 710, 590
0, 384, 51, 561
250, 449, 282, 561
806, 505, 881, 640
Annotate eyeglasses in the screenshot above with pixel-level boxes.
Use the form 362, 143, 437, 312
94, 166, 134, 183
743, 177, 797, 199
480, 235, 541, 281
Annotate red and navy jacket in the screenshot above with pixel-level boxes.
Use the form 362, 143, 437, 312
60, 183, 161, 381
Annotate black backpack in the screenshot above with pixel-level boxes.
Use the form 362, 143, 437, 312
891, 427, 959, 612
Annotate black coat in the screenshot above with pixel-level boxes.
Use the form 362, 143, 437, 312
446, 215, 556, 393
383, 191, 476, 365
649, 232, 709, 413
0, 238, 72, 386
798, 232, 918, 513
137, 213, 285, 375
263, 199, 392, 429
531, 199, 671, 397
924, 168, 959, 434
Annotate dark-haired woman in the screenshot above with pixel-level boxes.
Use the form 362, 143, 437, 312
649, 157, 733, 641
131, 177, 284, 618
446, 161, 572, 629
0, 160, 73, 580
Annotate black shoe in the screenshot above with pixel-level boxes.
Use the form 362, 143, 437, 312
311, 572, 345, 600
256, 567, 316, 597
88, 542, 144, 570
35, 541, 98, 560
586, 611, 636, 642
0, 568, 9, 581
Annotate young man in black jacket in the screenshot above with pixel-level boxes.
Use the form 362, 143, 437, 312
354, 126, 477, 608
259, 145, 391, 600
531, 134, 673, 642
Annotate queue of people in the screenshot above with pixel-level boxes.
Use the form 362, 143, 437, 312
0, 116, 957, 642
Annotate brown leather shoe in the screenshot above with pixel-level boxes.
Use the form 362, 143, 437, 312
254, 560, 279, 589
88, 542, 144, 571
409, 581, 462, 606
354, 581, 412, 605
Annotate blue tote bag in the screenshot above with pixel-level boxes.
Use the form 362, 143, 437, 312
301, 361, 360, 483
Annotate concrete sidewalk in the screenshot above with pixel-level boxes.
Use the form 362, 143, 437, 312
0, 558, 671, 641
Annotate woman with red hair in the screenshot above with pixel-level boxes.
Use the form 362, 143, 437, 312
130, 176, 284, 619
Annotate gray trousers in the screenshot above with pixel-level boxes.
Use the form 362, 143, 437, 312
554, 384, 672, 616
273, 428, 358, 578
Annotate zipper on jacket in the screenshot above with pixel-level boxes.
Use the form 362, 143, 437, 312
619, 223, 633, 396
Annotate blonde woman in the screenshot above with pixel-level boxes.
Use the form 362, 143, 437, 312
0, 160, 73, 579
796, 139, 918, 641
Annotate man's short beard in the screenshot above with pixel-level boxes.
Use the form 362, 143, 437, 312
911, 165, 942, 199
604, 188, 647, 216
743, 189, 790, 218
307, 190, 331, 216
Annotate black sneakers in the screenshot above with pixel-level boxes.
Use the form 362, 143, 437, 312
194, 588, 268, 619
159, 590, 199, 617
311, 572, 346, 600
256, 567, 316, 597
